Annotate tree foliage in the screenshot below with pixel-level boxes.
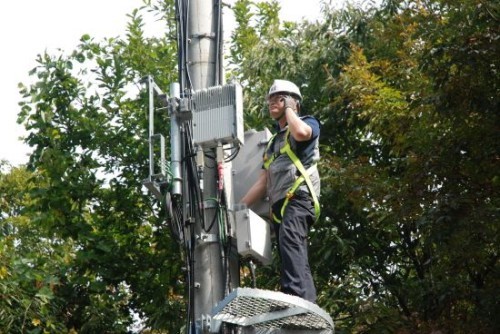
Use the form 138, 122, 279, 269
229, 0, 499, 333
2, 1, 185, 332
1, 0, 498, 333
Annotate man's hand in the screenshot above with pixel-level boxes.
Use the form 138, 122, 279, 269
283, 95, 297, 111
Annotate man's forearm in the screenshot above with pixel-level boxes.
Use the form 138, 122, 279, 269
241, 171, 267, 207
285, 107, 312, 142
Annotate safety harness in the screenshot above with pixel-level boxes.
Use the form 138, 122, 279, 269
264, 129, 321, 223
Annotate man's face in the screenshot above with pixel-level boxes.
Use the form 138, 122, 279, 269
267, 94, 285, 120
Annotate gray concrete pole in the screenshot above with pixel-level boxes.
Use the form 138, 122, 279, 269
188, 0, 219, 90
188, 0, 225, 331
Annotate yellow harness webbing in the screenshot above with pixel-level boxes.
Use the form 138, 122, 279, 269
264, 130, 320, 223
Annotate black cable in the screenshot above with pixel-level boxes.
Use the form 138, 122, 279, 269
174, 198, 191, 334
220, 191, 232, 294
175, 0, 185, 93
189, 218, 196, 334
179, 122, 194, 334
203, 150, 217, 169
184, 123, 204, 224
168, 195, 182, 243
184, 0, 193, 90
224, 145, 241, 162
203, 198, 220, 232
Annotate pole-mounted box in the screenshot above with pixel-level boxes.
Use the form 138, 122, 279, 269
235, 207, 272, 266
192, 83, 244, 148
232, 128, 273, 218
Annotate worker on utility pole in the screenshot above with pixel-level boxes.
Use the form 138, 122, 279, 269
241, 79, 321, 303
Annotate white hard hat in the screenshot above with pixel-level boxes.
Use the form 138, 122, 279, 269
268, 79, 302, 101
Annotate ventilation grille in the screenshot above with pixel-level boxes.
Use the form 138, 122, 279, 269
192, 83, 244, 148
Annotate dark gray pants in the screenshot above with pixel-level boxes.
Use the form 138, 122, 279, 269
273, 191, 317, 303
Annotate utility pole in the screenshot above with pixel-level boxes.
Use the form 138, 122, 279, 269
143, 1, 334, 333
140, 1, 241, 333
187, 0, 226, 332
187, 0, 222, 90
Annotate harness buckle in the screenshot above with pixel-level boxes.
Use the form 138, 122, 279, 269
286, 191, 294, 200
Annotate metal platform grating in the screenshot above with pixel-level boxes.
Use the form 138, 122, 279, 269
211, 288, 334, 333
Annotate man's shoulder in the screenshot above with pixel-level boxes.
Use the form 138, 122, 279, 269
300, 115, 320, 137
300, 115, 320, 123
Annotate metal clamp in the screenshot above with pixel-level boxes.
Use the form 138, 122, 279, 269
197, 233, 218, 244
191, 32, 216, 39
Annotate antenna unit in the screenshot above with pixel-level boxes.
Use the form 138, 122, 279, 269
192, 83, 244, 148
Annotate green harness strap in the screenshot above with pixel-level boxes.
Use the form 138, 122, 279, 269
264, 130, 321, 223
263, 133, 277, 170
